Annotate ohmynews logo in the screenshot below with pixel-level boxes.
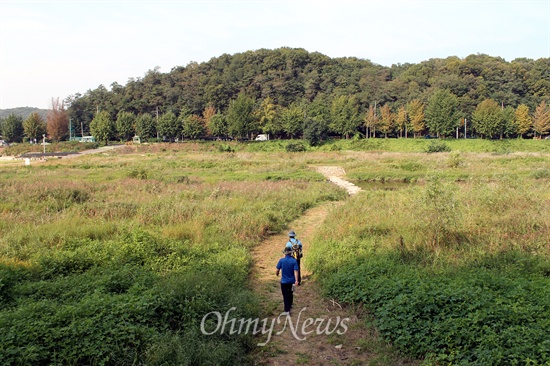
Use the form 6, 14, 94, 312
200, 307, 349, 346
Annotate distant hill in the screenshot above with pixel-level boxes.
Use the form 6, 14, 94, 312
0, 107, 49, 121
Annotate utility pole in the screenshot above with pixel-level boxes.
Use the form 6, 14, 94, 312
69, 118, 72, 141
42, 134, 46, 154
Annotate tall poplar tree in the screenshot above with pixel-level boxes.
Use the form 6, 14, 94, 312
378, 104, 394, 138
425, 89, 460, 138
364, 104, 378, 138
90, 111, 114, 143
406, 99, 425, 138
115, 111, 135, 141
23, 112, 46, 142
532, 101, 550, 138
329, 95, 360, 139
395, 106, 408, 138
514, 104, 532, 137
135, 113, 156, 140
280, 103, 303, 139
226, 93, 256, 139
157, 111, 179, 141
256, 97, 280, 137
472, 99, 503, 139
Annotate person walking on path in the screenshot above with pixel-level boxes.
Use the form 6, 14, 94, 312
285, 230, 303, 285
276, 246, 299, 315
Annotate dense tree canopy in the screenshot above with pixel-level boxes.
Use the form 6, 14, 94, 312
23, 112, 46, 141
22, 48, 549, 142
1, 114, 24, 143
425, 89, 461, 137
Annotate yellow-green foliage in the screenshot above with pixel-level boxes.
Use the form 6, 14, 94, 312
308, 155, 550, 364
0, 146, 345, 365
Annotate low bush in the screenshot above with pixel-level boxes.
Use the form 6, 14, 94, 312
309, 175, 550, 364
425, 140, 451, 153
285, 141, 307, 152
321, 253, 550, 365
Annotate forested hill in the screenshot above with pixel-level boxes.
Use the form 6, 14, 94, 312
0, 107, 48, 121
67, 47, 549, 128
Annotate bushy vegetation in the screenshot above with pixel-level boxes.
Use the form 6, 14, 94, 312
18, 49, 538, 145
308, 153, 550, 364
0, 147, 345, 365
1, 141, 99, 157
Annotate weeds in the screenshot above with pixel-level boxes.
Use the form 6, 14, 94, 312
0, 148, 344, 365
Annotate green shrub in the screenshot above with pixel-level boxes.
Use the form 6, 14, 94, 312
321, 253, 550, 365
285, 141, 306, 152
218, 144, 235, 153
425, 140, 451, 153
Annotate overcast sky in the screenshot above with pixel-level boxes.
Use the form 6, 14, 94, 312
1, 0, 549, 109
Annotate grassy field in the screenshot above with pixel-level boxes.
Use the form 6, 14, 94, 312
1, 138, 550, 365
305, 143, 550, 365
0, 143, 344, 365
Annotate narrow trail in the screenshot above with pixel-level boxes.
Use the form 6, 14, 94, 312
250, 167, 372, 365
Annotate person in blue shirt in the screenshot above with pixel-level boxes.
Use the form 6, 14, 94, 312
276, 246, 299, 315
285, 230, 303, 285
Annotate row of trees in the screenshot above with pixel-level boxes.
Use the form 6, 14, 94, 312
2, 92, 549, 145
63, 48, 549, 138
2, 49, 549, 143
69, 91, 550, 144
0, 99, 68, 143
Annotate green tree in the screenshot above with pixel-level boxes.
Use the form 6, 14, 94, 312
135, 113, 156, 140
303, 118, 328, 146
280, 104, 304, 138
226, 93, 256, 139
1, 114, 24, 142
23, 112, 46, 142
207, 113, 227, 138
514, 104, 532, 137
472, 99, 503, 138
90, 111, 114, 143
425, 89, 461, 137
182, 115, 206, 139
329, 95, 360, 139
532, 101, 550, 138
256, 97, 280, 137
157, 111, 179, 141
406, 99, 425, 138
115, 111, 135, 141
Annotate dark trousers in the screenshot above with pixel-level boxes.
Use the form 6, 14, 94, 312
280, 283, 294, 312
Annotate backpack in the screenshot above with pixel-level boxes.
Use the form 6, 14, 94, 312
290, 239, 302, 260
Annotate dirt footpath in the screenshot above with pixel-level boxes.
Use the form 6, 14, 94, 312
250, 167, 414, 365
315, 166, 362, 196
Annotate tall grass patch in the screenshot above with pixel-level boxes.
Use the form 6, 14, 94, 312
309, 174, 550, 364
0, 149, 345, 365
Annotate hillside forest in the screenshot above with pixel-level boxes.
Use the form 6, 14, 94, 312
1, 48, 550, 144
